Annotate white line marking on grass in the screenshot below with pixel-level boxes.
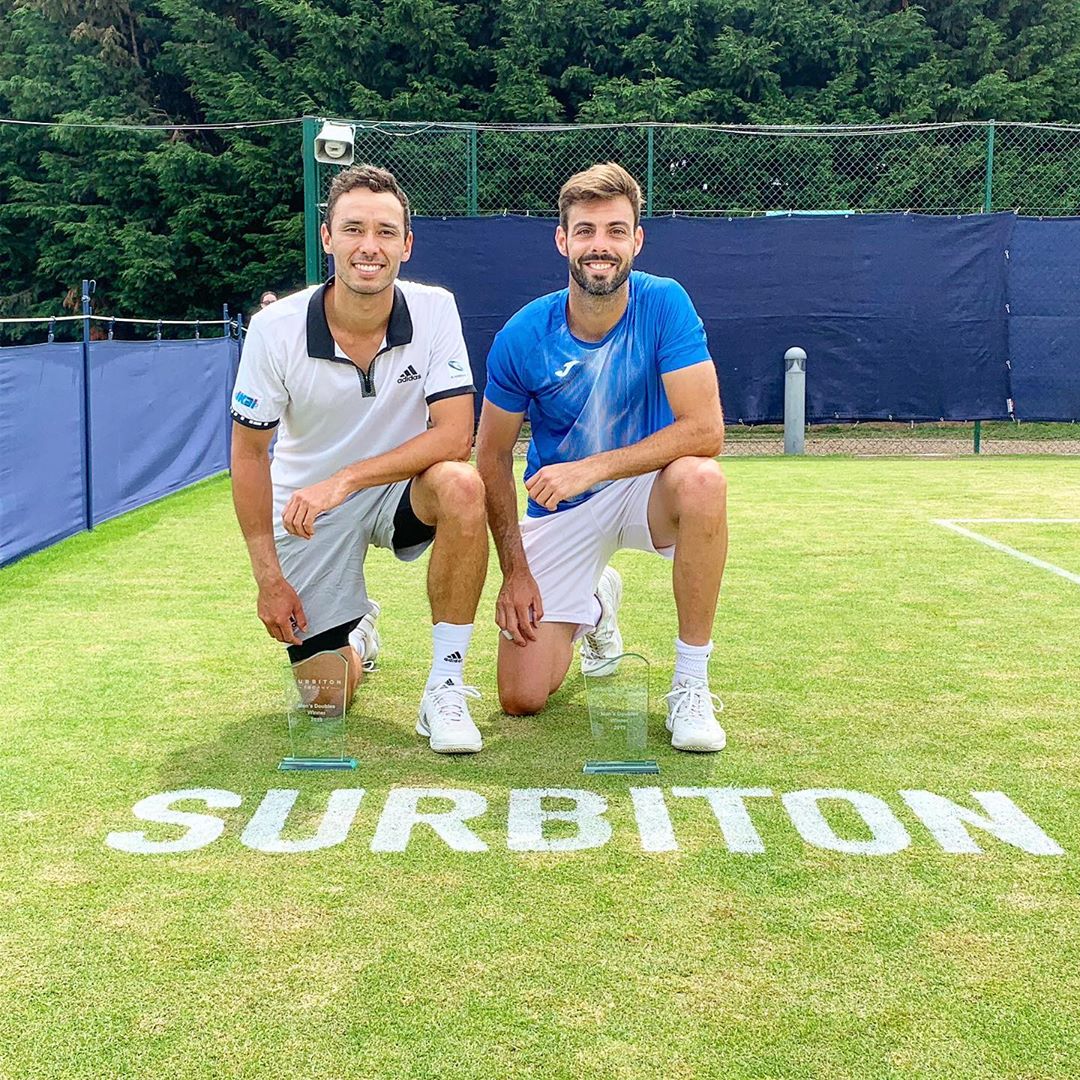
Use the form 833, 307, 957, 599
933, 518, 1080, 585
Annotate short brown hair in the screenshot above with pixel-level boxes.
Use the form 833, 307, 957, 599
559, 162, 642, 230
324, 164, 412, 233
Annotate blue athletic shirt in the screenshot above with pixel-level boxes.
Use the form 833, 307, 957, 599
484, 271, 712, 517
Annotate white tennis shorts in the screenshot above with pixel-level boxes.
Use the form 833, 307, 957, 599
520, 471, 674, 631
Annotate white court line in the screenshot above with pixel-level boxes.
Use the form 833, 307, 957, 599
933, 518, 1080, 586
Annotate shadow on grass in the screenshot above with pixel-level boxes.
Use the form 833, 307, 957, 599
148, 664, 706, 794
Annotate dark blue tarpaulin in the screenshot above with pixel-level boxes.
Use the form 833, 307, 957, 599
89, 338, 235, 524
408, 213, 1016, 423
1007, 218, 1080, 422
0, 342, 86, 565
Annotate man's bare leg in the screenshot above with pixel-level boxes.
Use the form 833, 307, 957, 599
646, 455, 728, 751
409, 461, 488, 624
647, 456, 728, 644
497, 621, 577, 715
407, 461, 488, 752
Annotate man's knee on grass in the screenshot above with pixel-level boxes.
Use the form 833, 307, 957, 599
499, 683, 551, 717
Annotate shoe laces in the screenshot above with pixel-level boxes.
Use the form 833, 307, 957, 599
665, 680, 723, 727
428, 682, 481, 722
583, 620, 617, 657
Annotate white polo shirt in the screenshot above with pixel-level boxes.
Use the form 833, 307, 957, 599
230, 278, 475, 491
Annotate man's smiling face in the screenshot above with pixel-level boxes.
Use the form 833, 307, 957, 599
321, 187, 413, 297
556, 196, 644, 297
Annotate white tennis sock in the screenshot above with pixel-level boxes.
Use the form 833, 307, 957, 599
427, 623, 474, 689
673, 637, 712, 686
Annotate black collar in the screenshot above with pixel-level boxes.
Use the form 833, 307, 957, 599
305, 277, 414, 360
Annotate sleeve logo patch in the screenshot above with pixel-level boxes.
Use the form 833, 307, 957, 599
448, 360, 465, 372
234, 391, 259, 409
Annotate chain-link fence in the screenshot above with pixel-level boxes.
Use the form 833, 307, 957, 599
308, 120, 1080, 221
509, 422, 1080, 457
719, 421, 1080, 456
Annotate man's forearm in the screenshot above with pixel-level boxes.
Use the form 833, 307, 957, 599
335, 423, 471, 495
587, 412, 724, 485
478, 450, 528, 576
231, 454, 284, 587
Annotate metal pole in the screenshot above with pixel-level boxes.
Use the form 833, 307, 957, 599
983, 120, 995, 213
467, 123, 478, 216
646, 126, 654, 218
784, 347, 807, 455
80, 279, 96, 530
222, 303, 229, 339
974, 420, 982, 454
224, 303, 235, 472
302, 116, 322, 286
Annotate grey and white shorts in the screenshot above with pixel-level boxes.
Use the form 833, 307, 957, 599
273, 479, 432, 642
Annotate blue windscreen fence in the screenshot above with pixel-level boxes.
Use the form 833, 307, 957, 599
1, 212, 1076, 567
1, 336, 238, 567
407, 212, 1072, 424
1005, 218, 1080, 422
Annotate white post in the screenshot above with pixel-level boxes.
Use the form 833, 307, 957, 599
784, 346, 807, 455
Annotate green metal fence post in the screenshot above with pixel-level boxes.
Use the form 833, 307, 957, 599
983, 120, 996, 213
974, 420, 982, 454
467, 124, 479, 216
646, 125, 654, 218
302, 116, 322, 285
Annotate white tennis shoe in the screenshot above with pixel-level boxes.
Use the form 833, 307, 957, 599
417, 681, 483, 754
665, 678, 726, 752
348, 600, 380, 672
581, 566, 624, 676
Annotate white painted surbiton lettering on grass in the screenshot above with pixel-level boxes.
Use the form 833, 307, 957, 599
672, 787, 774, 853
371, 788, 488, 853
508, 789, 611, 852
103, 787, 1066, 857
105, 788, 242, 854
900, 790, 1065, 855
629, 787, 678, 852
240, 788, 365, 853
781, 789, 911, 855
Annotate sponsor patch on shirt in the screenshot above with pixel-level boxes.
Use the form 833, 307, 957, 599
234, 391, 259, 409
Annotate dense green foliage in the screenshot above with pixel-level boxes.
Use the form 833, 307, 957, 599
2, 0, 1079, 324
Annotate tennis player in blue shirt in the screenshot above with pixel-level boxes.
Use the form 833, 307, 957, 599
476, 163, 729, 751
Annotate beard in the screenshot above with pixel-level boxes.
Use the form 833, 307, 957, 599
569, 254, 633, 297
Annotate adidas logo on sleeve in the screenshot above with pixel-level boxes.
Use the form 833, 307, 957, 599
397, 365, 422, 384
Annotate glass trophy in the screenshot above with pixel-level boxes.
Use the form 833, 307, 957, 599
279, 649, 357, 771
583, 652, 659, 775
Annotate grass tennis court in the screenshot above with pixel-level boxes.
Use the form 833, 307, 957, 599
2, 458, 1078, 1079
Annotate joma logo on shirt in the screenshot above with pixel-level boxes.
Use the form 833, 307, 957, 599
555, 359, 583, 378
234, 391, 258, 408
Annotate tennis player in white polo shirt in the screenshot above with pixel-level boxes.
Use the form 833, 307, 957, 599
230, 165, 487, 754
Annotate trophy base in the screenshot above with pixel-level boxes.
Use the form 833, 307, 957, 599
583, 759, 660, 775
278, 757, 358, 772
